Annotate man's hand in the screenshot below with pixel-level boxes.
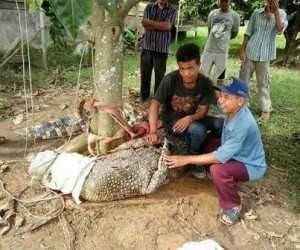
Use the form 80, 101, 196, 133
142, 18, 155, 30
146, 132, 161, 145
172, 116, 192, 133
239, 50, 247, 62
163, 154, 188, 169
270, 0, 279, 14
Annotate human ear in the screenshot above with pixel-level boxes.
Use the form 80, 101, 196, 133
236, 96, 244, 106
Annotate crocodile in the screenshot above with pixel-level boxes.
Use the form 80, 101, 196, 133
16, 113, 89, 140
29, 128, 189, 202
80, 129, 189, 202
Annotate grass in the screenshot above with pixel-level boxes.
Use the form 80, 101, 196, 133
1, 27, 300, 212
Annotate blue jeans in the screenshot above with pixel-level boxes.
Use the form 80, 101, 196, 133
164, 116, 223, 154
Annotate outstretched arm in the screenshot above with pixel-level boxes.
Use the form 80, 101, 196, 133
164, 152, 220, 169
146, 99, 162, 145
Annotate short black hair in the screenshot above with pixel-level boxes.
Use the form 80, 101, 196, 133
175, 43, 200, 64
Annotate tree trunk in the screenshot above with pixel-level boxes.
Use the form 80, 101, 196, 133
273, 3, 300, 66
284, 4, 300, 65
89, 1, 140, 153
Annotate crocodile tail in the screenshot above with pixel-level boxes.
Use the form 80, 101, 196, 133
15, 113, 89, 139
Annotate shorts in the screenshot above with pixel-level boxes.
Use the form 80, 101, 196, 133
201, 51, 227, 80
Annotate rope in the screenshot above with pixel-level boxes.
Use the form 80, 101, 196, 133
15, 0, 39, 159
12, 3, 64, 220
57, 47, 87, 151
24, 0, 36, 153
0, 178, 65, 220
91, 45, 101, 155
90, 42, 135, 155
15, 0, 30, 156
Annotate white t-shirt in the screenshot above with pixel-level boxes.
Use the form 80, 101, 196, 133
204, 8, 240, 54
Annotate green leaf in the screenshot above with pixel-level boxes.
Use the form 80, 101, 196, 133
49, 0, 94, 40
27, 0, 43, 13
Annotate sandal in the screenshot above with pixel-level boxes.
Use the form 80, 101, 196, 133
0, 136, 6, 144
219, 208, 241, 226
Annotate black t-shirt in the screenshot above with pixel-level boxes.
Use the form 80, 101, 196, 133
154, 70, 216, 123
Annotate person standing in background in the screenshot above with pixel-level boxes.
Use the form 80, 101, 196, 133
239, 0, 288, 121
137, 0, 177, 103
201, 0, 240, 87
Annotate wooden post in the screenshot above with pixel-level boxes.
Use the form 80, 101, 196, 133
175, 1, 182, 44
134, 3, 140, 55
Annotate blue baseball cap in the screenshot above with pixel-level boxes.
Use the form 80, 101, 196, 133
214, 77, 249, 97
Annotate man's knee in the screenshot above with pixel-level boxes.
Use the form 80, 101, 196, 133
188, 122, 207, 137
210, 163, 225, 179
210, 164, 219, 175
213, 117, 224, 131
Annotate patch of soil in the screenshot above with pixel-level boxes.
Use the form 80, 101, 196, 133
0, 80, 299, 250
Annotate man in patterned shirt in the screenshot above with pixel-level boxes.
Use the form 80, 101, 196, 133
137, 0, 177, 102
239, 0, 288, 120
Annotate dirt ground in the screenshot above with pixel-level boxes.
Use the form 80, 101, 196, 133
0, 78, 300, 250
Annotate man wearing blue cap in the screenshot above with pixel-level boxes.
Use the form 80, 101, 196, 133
164, 77, 267, 226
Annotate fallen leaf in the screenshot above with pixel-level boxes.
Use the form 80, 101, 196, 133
14, 216, 24, 229
60, 104, 69, 111
0, 163, 9, 173
0, 224, 11, 235
13, 114, 24, 124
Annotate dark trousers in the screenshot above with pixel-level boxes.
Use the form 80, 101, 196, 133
203, 138, 250, 209
140, 49, 168, 99
165, 116, 224, 154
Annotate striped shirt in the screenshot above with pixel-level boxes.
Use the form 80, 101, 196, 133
142, 2, 177, 53
245, 7, 288, 62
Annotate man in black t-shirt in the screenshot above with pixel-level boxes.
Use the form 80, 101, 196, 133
146, 43, 223, 179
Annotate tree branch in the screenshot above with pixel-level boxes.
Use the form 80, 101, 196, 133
296, 37, 300, 48
122, 0, 141, 18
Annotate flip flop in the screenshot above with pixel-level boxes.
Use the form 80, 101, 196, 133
219, 208, 241, 226
0, 136, 6, 144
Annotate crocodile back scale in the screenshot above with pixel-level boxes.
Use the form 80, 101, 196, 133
80, 129, 189, 202
15, 104, 148, 139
